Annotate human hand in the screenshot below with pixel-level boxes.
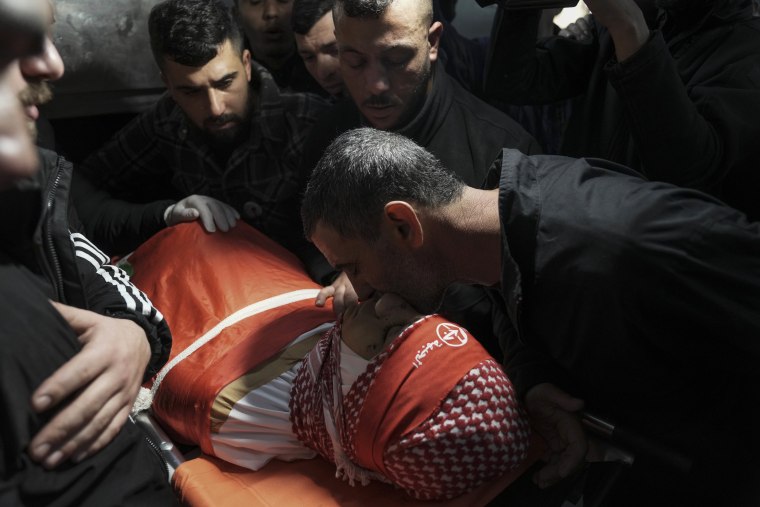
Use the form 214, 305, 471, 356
315, 271, 358, 314
164, 194, 240, 232
583, 0, 649, 61
28, 302, 151, 469
558, 14, 593, 41
525, 382, 587, 488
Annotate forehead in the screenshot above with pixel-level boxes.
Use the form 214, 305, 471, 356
311, 221, 367, 266
334, 2, 425, 51
238, 0, 293, 12
0, 0, 47, 65
162, 40, 242, 85
295, 12, 335, 52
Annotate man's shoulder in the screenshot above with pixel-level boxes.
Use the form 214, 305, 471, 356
447, 77, 536, 147
301, 99, 361, 146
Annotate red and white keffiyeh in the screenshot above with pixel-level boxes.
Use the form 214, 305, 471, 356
290, 315, 531, 500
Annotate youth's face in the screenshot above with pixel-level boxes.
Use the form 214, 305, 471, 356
237, 0, 295, 65
341, 293, 422, 351
311, 220, 449, 314
334, 0, 441, 130
162, 40, 252, 145
295, 12, 342, 96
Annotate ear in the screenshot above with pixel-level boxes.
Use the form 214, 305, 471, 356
383, 201, 424, 249
428, 21, 443, 63
242, 49, 252, 82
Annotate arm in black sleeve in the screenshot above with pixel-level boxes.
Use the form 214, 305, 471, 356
66, 222, 172, 381
71, 170, 173, 256
484, 7, 600, 105
606, 30, 760, 194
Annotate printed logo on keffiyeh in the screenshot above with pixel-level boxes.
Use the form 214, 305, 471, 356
412, 323, 469, 368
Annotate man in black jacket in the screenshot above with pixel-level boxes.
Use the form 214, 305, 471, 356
302, 128, 760, 507
486, 0, 760, 221
299, 0, 539, 356
0, 1, 174, 504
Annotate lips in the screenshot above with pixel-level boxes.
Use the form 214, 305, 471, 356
325, 82, 343, 96
206, 121, 235, 131
263, 28, 285, 42
364, 104, 395, 118
23, 104, 39, 121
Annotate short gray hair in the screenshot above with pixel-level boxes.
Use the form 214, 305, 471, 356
301, 128, 464, 240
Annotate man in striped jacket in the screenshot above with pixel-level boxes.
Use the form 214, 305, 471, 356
0, 1, 174, 504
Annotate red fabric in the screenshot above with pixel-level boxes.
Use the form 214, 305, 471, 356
126, 222, 334, 452
290, 315, 532, 500
353, 316, 494, 476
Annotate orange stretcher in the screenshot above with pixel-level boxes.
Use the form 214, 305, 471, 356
171, 443, 545, 507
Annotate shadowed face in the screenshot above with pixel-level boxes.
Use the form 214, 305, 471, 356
295, 12, 342, 96
334, 0, 440, 130
0, 0, 48, 189
311, 220, 449, 314
237, 0, 295, 67
162, 40, 253, 147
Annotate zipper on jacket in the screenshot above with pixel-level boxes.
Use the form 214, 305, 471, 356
45, 162, 65, 301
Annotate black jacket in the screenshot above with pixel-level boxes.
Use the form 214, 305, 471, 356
298, 66, 542, 284
0, 148, 171, 380
487, 0, 760, 221
497, 149, 760, 504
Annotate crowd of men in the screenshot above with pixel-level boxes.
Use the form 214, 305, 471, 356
1, 0, 759, 505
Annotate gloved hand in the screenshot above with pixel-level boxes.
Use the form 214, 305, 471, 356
164, 194, 240, 232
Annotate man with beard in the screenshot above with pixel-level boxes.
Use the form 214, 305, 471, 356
303, 127, 760, 507
486, 0, 760, 221
297, 0, 539, 362
73, 0, 330, 257
1, 1, 175, 504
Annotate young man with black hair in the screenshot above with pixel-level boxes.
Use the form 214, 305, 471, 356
74, 0, 330, 258
292, 0, 344, 97
234, 0, 324, 95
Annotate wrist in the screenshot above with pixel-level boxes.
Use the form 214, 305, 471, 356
608, 14, 649, 62
163, 204, 176, 225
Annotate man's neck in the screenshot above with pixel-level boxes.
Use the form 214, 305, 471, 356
428, 187, 502, 286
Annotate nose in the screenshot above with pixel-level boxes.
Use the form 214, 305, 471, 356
317, 56, 337, 81
19, 36, 64, 82
364, 62, 390, 95
262, 0, 278, 19
346, 274, 375, 302
207, 89, 225, 117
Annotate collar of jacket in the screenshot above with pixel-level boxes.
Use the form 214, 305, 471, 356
394, 64, 454, 147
